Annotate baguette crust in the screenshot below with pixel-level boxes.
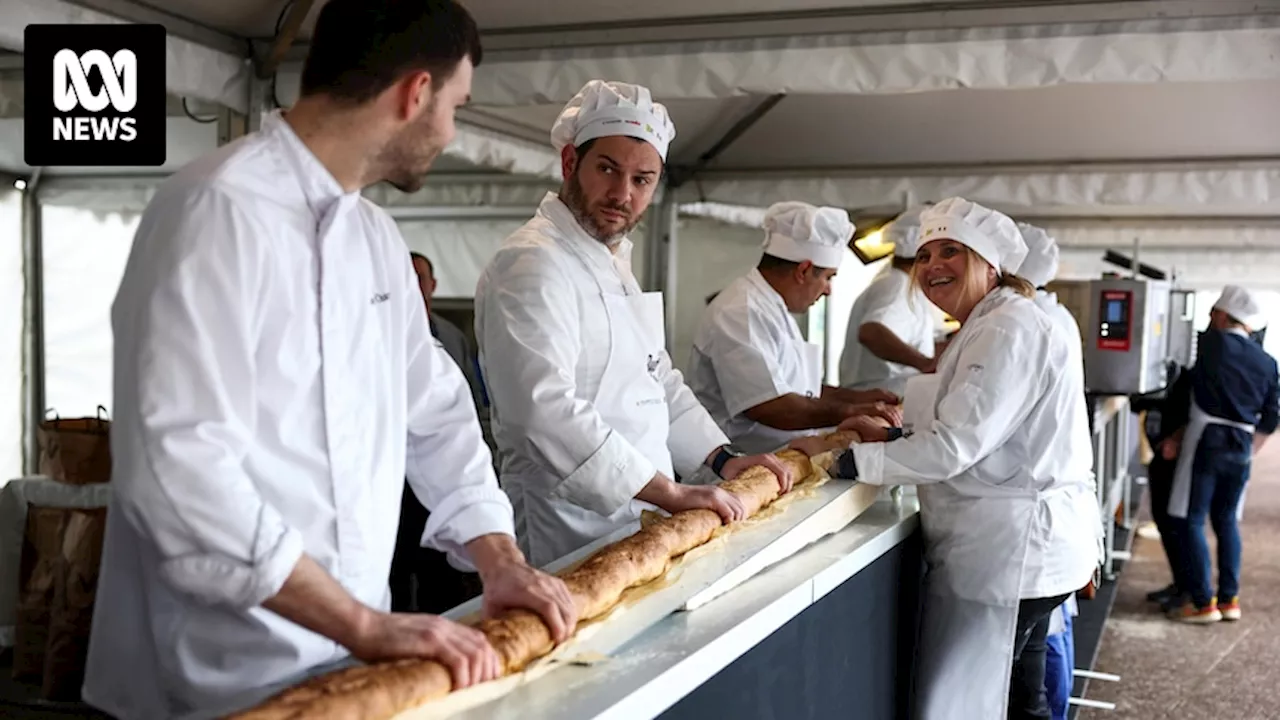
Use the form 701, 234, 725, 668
228, 436, 869, 719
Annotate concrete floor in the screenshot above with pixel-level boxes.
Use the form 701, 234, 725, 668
1080, 441, 1280, 720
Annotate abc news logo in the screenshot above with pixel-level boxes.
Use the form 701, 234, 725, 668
25, 24, 166, 167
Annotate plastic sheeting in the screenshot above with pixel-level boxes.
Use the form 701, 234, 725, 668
0, 0, 249, 112
471, 16, 1280, 105
396, 218, 527, 298
0, 190, 21, 484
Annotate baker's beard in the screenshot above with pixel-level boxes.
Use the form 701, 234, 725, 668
376, 109, 447, 194
561, 171, 642, 244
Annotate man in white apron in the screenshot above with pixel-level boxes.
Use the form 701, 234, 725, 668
475, 80, 792, 568
1161, 285, 1278, 624
688, 202, 902, 455
839, 207, 940, 397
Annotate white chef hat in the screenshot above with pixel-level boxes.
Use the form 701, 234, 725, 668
1014, 222, 1060, 288
550, 80, 676, 162
761, 202, 854, 269
885, 207, 925, 258
1213, 284, 1267, 329
918, 197, 1028, 274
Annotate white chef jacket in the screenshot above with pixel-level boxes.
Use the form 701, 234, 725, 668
83, 111, 513, 720
688, 270, 824, 454
851, 287, 1101, 599
1035, 289, 1085, 374
475, 193, 729, 566
838, 266, 936, 395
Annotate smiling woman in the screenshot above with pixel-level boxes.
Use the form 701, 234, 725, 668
912, 239, 1035, 324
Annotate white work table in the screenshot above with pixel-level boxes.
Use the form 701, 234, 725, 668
446, 494, 921, 720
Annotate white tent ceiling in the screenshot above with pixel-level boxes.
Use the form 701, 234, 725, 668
0, 0, 1278, 286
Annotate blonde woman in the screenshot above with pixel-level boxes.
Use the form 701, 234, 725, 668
792, 198, 1101, 720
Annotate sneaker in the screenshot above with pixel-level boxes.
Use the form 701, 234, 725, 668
1220, 597, 1241, 621
1159, 592, 1189, 615
1174, 598, 1222, 625
1146, 584, 1180, 603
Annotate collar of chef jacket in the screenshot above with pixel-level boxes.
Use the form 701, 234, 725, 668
261, 110, 360, 219
535, 192, 640, 291
743, 268, 802, 341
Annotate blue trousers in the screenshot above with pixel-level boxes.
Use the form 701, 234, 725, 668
1183, 426, 1252, 607
1044, 611, 1074, 720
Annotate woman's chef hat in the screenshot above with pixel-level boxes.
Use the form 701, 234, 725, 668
1014, 222, 1060, 288
762, 202, 853, 270
918, 197, 1028, 273
550, 80, 676, 162
1213, 285, 1267, 330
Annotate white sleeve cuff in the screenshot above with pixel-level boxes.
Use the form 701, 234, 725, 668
422, 486, 516, 571
851, 442, 887, 486
555, 431, 656, 516
668, 409, 730, 479
158, 520, 305, 609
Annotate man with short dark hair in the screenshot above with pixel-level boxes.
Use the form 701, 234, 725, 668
85, 3, 575, 717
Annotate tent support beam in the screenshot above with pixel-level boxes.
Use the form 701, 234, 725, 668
668, 94, 785, 189
256, 0, 316, 79
59, 0, 249, 57
20, 170, 44, 476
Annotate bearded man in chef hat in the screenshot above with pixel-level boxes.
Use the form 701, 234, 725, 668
475, 81, 793, 568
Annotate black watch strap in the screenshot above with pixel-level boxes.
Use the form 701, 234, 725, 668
710, 446, 743, 478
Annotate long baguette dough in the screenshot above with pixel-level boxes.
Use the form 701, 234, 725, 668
228, 438, 861, 720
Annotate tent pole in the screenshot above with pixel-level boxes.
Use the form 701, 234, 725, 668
20, 170, 45, 476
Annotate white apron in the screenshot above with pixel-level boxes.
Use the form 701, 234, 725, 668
904, 376, 1049, 720
1167, 399, 1254, 521
508, 246, 673, 568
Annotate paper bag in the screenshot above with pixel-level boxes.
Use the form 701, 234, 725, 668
12, 506, 68, 680
38, 407, 112, 486
42, 507, 107, 700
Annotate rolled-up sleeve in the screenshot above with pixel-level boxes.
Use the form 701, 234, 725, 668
398, 254, 513, 569
477, 245, 656, 517
703, 303, 792, 419
116, 186, 303, 608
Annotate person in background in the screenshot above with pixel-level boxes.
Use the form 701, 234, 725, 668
1131, 367, 1194, 613
475, 80, 793, 568
1161, 285, 1278, 624
838, 207, 939, 397
688, 201, 902, 455
792, 197, 1101, 720
389, 252, 494, 614
83, 3, 577, 717
410, 251, 490, 418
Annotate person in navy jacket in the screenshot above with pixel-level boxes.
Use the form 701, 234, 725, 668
1160, 285, 1279, 623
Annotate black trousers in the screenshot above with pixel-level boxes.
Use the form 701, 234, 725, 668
389, 481, 483, 614
1009, 593, 1071, 720
1147, 454, 1190, 593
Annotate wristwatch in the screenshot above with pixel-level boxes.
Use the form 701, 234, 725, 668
709, 445, 745, 478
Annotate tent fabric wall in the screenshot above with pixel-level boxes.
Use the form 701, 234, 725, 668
40, 206, 137, 420
395, 218, 527, 298
471, 16, 1280, 105
678, 164, 1280, 218
0, 0, 248, 111
0, 190, 21, 483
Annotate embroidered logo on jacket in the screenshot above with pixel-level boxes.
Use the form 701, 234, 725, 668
370, 292, 390, 305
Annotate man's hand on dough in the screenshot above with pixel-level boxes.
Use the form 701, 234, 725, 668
849, 401, 903, 427
469, 534, 578, 645
347, 611, 501, 689
720, 452, 795, 494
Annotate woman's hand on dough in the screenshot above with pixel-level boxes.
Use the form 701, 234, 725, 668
348, 611, 501, 689
838, 415, 891, 443
788, 434, 839, 457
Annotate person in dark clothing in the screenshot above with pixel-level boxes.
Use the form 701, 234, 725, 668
1131, 367, 1194, 612
389, 253, 488, 613
1160, 286, 1278, 624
